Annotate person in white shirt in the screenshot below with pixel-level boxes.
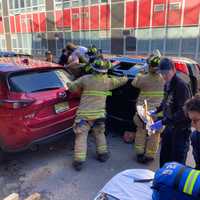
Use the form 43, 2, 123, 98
65, 42, 88, 77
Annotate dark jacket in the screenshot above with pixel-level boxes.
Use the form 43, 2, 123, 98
191, 131, 200, 169
58, 54, 68, 66
157, 74, 192, 128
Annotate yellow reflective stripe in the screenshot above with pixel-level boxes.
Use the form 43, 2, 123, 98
140, 91, 163, 97
183, 170, 196, 195
83, 90, 112, 96
97, 145, 107, 153
135, 145, 144, 151
77, 110, 105, 114
75, 152, 86, 161
189, 171, 200, 195
78, 113, 105, 117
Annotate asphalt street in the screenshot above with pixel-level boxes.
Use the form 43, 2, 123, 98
0, 132, 195, 200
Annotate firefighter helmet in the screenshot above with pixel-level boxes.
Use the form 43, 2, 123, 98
149, 55, 161, 68
92, 59, 112, 73
87, 47, 98, 56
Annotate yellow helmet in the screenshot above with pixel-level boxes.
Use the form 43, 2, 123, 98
92, 59, 112, 73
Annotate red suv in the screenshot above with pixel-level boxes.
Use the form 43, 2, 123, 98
0, 57, 79, 160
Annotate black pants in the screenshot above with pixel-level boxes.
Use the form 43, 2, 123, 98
160, 126, 190, 167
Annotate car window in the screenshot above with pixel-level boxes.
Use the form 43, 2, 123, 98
0, 75, 7, 97
8, 69, 71, 93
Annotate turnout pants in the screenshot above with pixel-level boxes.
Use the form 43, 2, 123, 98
134, 115, 160, 158
160, 126, 190, 167
73, 118, 108, 162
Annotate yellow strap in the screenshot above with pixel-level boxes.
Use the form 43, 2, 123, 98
183, 170, 196, 195
83, 90, 112, 96
140, 91, 163, 97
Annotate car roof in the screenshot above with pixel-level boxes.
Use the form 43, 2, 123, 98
0, 57, 61, 74
0, 51, 17, 57
111, 55, 198, 64
169, 56, 198, 64
110, 56, 146, 64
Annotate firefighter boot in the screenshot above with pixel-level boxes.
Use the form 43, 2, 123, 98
138, 155, 154, 164
72, 161, 84, 171
97, 153, 110, 162
136, 154, 144, 163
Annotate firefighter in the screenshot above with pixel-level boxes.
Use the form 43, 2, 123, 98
150, 58, 192, 167
132, 55, 165, 164
67, 59, 128, 171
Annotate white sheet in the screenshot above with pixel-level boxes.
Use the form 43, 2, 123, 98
94, 169, 154, 200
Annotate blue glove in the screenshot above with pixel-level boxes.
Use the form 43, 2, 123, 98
149, 110, 157, 117
150, 120, 163, 131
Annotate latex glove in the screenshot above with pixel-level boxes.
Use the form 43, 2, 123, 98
148, 110, 157, 117
150, 120, 163, 131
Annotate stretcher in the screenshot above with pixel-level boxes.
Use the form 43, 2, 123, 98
94, 169, 154, 200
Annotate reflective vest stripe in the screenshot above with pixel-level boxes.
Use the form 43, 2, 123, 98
140, 91, 163, 97
83, 90, 112, 96
188, 170, 200, 195
77, 110, 105, 114
183, 170, 197, 195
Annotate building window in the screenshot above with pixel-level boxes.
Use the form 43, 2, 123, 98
9, 0, 14, 9
63, 0, 70, 8
32, 0, 37, 7
64, 32, 71, 44
15, 0, 20, 8
55, 0, 70, 10
72, 0, 80, 7
72, 31, 80, 45
80, 0, 89, 6
91, 0, 99, 4
169, 2, 181, 10
154, 4, 165, 12
26, 0, 31, 7
20, 0, 25, 8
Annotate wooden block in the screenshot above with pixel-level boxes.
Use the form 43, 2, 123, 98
3, 193, 19, 200
24, 193, 41, 200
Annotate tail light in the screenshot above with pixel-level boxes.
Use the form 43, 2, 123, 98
174, 62, 189, 75
0, 99, 35, 109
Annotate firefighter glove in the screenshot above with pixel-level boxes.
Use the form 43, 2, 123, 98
148, 110, 157, 117
150, 120, 163, 131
